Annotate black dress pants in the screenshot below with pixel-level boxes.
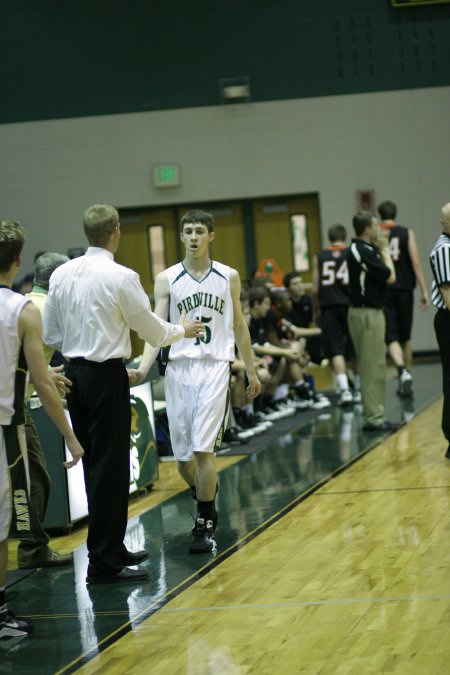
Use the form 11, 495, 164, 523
434, 309, 450, 444
66, 359, 131, 573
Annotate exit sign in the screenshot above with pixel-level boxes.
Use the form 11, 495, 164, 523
152, 164, 181, 188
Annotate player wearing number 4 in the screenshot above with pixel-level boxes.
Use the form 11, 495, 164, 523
134, 210, 261, 554
312, 224, 360, 407
378, 200, 429, 397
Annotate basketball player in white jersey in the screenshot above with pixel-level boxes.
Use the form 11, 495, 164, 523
136, 209, 260, 553
0, 220, 84, 640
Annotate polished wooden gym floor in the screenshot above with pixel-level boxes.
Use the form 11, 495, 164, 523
4, 362, 449, 674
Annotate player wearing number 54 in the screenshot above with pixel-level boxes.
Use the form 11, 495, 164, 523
312, 224, 359, 408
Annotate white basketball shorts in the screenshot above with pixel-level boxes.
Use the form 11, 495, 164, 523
164, 358, 230, 462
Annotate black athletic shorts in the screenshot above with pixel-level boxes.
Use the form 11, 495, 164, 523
320, 305, 354, 360
384, 289, 414, 344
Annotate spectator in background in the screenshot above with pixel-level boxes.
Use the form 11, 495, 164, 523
283, 271, 323, 365
11, 250, 47, 295
248, 286, 328, 412
429, 202, 450, 459
269, 288, 330, 409
378, 200, 429, 397
312, 224, 360, 406
12, 272, 34, 295
347, 211, 399, 432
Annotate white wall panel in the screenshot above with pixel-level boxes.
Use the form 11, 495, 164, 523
1, 86, 449, 350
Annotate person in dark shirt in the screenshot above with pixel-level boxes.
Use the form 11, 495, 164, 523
312, 224, 359, 406
269, 288, 330, 408
378, 200, 429, 398
248, 286, 326, 413
247, 287, 297, 413
347, 211, 398, 432
283, 271, 322, 364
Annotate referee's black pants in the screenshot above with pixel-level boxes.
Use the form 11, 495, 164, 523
434, 309, 450, 445
66, 359, 131, 574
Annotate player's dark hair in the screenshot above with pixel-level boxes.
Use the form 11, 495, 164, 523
378, 200, 397, 221
270, 288, 290, 307
248, 286, 270, 308
352, 211, 374, 237
181, 209, 214, 233
328, 224, 347, 243
282, 271, 302, 290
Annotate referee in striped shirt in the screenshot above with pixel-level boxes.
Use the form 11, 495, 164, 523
429, 203, 450, 459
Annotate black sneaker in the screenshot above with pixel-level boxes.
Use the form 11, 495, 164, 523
223, 428, 248, 445
189, 517, 217, 554
0, 610, 34, 639
294, 382, 313, 402
397, 370, 413, 398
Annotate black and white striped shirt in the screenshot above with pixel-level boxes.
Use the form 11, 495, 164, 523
430, 233, 450, 310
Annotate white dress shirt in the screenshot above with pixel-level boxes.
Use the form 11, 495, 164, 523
43, 247, 184, 361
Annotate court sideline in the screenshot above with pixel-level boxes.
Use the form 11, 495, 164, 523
3, 363, 448, 674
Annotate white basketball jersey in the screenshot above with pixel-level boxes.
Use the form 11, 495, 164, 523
0, 287, 29, 425
166, 261, 235, 361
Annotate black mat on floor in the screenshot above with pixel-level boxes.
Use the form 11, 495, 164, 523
5, 568, 36, 589
217, 402, 335, 457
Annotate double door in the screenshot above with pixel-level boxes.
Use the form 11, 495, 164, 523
116, 194, 322, 356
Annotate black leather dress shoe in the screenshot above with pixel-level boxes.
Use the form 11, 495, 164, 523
362, 420, 401, 432
445, 445, 450, 459
86, 566, 149, 585
120, 549, 149, 566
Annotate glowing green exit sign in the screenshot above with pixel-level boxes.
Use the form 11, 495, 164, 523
153, 164, 181, 188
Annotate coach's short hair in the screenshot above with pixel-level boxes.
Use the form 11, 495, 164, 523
83, 204, 119, 247
352, 211, 375, 237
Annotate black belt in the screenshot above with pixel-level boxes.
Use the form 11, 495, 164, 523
351, 304, 382, 309
66, 357, 124, 367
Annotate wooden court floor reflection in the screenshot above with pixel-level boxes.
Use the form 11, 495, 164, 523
4, 363, 449, 674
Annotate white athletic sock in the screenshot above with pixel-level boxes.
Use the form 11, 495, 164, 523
273, 383, 289, 401
336, 373, 349, 391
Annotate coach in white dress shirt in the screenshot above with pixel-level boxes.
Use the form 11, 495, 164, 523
44, 204, 204, 584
